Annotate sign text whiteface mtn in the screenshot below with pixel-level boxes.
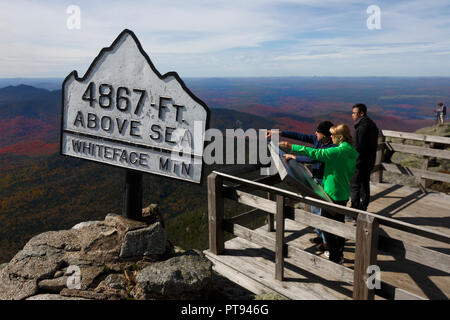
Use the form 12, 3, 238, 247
61, 29, 210, 183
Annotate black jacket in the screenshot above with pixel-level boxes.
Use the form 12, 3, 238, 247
354, 116, 379, 171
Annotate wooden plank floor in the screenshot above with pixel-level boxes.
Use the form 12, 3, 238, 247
368, 182, 450, 299
204, 182, 450, 300
369, 182, 450, 234
204, 230, 353, 300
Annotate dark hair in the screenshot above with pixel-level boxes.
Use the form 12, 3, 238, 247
316, 121, 334, 137
353, 103, 367, 115
438, 102, 444, 106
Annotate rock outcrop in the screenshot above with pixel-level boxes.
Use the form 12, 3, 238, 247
132, 250, 213, 299
0, 208, 213, 300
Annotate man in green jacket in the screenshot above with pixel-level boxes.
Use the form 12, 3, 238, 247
279, 124, 358, 264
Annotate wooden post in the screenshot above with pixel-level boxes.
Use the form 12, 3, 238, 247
275, 194, 285, 281
304, 164, 312, 213
371, 133, 385, 183
267, 192, 275, 232
353, 213, 379, 300
419, 141, 431, 190
122, 170, 143, 221
208, 173, 224, 255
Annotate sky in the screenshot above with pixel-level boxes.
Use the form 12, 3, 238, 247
1, 0, 450, 78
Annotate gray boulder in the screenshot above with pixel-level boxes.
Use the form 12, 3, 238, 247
0, 235, 68, 300
72, 221, 102, 230
120, 222, 167, 258
93, 274, 129, 300
133, 250, 213, 299
38, 276, 69, 293
104, 273, 127, 290
0, 213, 169, 300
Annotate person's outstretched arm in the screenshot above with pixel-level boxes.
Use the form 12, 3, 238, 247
281, 131, 316, 144
296, 155, 315, 163
291, 144, 339, 163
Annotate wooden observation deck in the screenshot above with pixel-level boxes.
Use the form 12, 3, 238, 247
203, 130, 450, 300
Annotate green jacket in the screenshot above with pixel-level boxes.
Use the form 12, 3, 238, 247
291, 142, 359, 201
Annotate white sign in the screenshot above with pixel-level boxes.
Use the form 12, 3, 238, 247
61, 29, 210, 183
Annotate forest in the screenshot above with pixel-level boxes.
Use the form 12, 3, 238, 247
0, 106, 277, 263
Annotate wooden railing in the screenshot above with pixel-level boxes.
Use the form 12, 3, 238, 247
371, 130, 450, 190
208, 165, 450, 300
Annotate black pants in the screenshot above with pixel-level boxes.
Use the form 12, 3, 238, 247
350, 167, 372, 211
322, 199, 348, 263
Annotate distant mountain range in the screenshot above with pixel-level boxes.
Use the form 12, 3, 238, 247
0, 78, 61, 91
1, 77, 447, 158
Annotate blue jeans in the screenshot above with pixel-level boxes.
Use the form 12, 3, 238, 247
311, 206, 326, 244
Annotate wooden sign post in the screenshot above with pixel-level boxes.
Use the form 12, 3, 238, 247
60, 29, 210, 221
123, 170, 143, 220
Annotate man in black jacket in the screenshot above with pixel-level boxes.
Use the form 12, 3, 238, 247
351, 104, 379, 212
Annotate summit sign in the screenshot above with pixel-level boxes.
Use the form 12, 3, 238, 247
61, 29, 210, 183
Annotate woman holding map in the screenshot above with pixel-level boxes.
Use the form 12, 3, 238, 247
279, 124, 359, 264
